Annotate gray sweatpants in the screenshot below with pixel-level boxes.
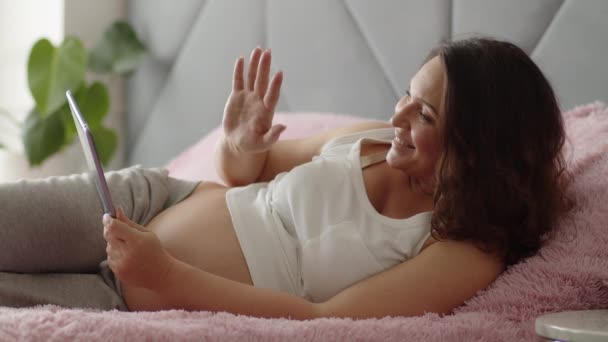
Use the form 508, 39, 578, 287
0, 166, 199, 311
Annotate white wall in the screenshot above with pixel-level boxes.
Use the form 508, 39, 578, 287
0, 0, 64, 150
0, 0, 127, 181
64, 0, 127, 47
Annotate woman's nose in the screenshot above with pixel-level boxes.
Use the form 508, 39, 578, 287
391, 103, 410, 127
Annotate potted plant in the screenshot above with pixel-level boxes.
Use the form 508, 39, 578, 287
0, 20, 145, 179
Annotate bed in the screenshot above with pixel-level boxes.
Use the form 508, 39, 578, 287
1, 1, 607, 341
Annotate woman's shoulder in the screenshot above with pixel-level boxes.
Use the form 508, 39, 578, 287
320, 123, 393, 153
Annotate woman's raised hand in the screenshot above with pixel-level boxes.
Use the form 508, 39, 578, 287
222, 47, 285, 154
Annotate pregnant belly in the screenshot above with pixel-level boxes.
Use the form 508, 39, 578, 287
121, 181, 253, 311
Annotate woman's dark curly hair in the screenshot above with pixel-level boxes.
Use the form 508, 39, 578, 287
428, 37, 573, 266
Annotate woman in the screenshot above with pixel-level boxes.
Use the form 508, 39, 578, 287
0, 38, 570, 319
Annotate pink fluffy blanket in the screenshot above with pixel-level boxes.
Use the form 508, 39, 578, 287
1, 103, 607, 341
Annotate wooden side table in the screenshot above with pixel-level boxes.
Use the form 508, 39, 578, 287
535, 310, 608, 341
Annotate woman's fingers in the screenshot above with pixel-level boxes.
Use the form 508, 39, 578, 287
255, 49, 271, 97
106, 241, 123, 260
264, 71, 283, 111
103, 225, 124, 245
261, 124, 286, 146
243, 47, 281, 109
232, 56, 245, 92
116, 207, 146, 232
103, 214, 124, 243
103, 213, 140, 245
247, 47, 262, 91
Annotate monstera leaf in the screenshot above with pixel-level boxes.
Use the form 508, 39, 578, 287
89, 21, 146, 74
22, 109, 66, 166
90, 126, 117, 166
63, 82, 110, 142
20, 21, 144, 167
27, 37, 87, 117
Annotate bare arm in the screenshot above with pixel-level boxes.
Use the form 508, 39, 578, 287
214, 48, 283, 186
165, 241, 503, 319
215, 134, 267, 187
104, 212, 504, 319
154, 258, 319, 319
215, 48, 390, 186
161, 241, 502, 319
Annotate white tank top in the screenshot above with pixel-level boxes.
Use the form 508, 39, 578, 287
226, 128, 433, 302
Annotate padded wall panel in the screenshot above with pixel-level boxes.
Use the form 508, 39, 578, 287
131, 0, 265, 166
268, 0, 396, 118
129, 0, 205, 64
452, 0, 564, 53
127, 0, 205, 150
345, 0, 450, 98
127, 0, 608, 167
126, 57, 170, 148
532, 0, 608, 110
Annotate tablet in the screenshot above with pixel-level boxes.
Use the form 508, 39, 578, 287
66, 90, 116, 218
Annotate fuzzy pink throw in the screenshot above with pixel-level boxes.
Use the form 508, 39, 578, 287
1, 104, 607, 341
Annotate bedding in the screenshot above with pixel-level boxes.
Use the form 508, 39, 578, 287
1, 104, 607, 341
166, 112, 370, 183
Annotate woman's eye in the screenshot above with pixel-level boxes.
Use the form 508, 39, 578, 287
405, 90, 413, 103
419, 111, 431, 123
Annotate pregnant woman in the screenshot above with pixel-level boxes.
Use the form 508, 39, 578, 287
0, 37, 571, 320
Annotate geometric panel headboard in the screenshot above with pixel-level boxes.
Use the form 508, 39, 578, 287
127, 0, 608, 167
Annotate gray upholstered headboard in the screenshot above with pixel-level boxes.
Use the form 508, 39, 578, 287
126, 0, 608, 168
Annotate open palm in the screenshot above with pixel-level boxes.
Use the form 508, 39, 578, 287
222, 48, 285, 153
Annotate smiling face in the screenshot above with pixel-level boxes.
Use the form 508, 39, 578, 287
386, 56, 446, 181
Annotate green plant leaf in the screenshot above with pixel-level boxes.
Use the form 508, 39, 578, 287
60, 85, 85, 144
59, 103, 77, 145
61, 83, 110, 144
23, 109, 66, 166
89, 21, 146, 75
27, 37, 87, 116
58, 82, 115, 166
90, 126, 117, 166
79, 82, 110, 127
